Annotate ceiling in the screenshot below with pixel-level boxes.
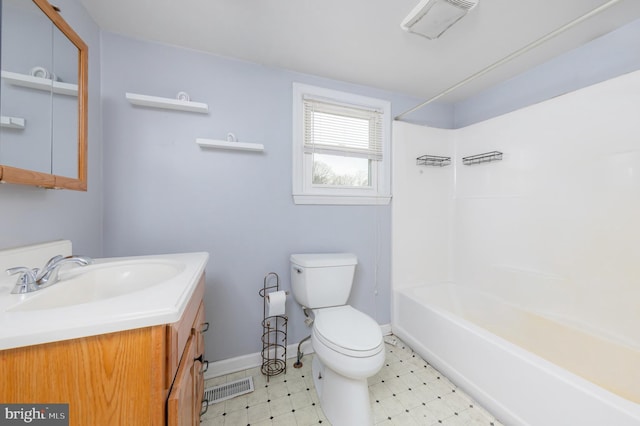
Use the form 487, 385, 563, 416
77, 0, 640, 103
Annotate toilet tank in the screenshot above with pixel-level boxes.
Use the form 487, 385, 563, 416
290, 253, 357, 309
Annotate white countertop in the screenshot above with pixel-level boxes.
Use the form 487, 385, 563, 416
0, 252, 209, 351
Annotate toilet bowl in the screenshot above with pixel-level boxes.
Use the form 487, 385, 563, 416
310, 306, 385, 425
312, 306, 385, 379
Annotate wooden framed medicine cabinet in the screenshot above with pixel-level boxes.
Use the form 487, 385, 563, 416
0, 0, 88, 190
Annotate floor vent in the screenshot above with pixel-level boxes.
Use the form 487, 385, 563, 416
204, 377, 254, 404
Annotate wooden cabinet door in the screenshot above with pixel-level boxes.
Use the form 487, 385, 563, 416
0, 327, 166, 426
167, 334, 196, 426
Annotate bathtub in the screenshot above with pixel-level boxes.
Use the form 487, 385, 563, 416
392, 284, 640, 426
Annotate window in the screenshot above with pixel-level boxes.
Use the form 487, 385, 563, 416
292, 83, 392, 205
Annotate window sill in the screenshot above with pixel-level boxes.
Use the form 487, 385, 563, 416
293, 194, 391, 205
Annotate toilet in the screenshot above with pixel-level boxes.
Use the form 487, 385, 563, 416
290, 253, 385, 426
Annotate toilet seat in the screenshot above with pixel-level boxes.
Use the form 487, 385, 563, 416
313, 306, 383, 358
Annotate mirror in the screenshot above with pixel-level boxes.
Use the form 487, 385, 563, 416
0, 0, 88, 190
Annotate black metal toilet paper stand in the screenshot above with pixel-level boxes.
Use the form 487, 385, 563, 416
259, 272, 287, 381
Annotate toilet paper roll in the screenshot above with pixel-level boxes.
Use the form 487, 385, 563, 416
266, 290, 287, 317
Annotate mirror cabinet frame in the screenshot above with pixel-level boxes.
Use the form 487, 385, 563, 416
0, 0, 88, 191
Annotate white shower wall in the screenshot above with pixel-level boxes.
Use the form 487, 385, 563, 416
393, 69, 640, 345
391, 122, 454, 290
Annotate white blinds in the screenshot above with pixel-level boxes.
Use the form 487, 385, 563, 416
303, 97, 383, 160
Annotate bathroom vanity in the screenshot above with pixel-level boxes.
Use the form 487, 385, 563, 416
0, 242, 209, 425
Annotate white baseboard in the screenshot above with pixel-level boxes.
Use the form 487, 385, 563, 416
205, 338, 314, 380
205, 323, 392, 379
380, 323, 392, 336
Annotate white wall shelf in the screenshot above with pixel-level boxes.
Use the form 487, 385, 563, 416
0, 116, 25, 129
1, 70, 78, 96
196, 138, 264, 152
125, 92, 209, 113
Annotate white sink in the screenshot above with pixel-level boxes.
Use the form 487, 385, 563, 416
7, 260, 186, 312
0, 245, 208, 351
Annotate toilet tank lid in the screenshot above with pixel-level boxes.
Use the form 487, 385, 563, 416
290, 253, 357, 268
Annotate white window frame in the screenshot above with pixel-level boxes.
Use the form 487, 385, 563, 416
292, 83, 392, 205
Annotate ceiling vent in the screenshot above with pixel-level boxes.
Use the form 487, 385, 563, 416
401, 0, 479, 39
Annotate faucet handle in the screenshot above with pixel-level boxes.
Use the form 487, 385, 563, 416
7, 266, 37, 281
7, 267, 39, 294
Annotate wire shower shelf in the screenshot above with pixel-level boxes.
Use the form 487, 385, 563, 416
462, 151, 503, 165
416, 154, 452, 167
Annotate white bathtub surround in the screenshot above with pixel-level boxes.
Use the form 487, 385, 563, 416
391, 122, 454, 289
202, 338, 502, 426
392, 69, 640, 425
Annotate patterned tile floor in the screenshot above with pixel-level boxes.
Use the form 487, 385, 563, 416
201, 337, 503, 425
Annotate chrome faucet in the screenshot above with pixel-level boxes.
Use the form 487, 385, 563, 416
7, 255, 93, 294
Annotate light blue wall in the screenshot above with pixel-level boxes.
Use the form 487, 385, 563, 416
0, 0, 103, 256
100, 32, 451, 362
453, 18, 640, 128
